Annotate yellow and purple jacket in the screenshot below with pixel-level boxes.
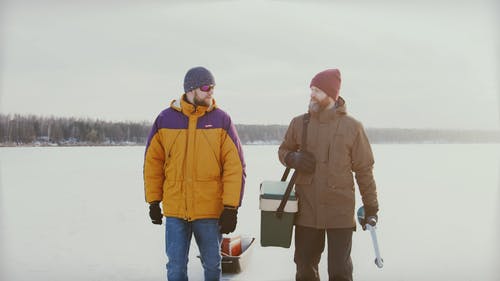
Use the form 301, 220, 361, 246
143, 96, 246, 221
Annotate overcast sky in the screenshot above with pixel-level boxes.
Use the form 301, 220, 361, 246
1, 0, 498, 129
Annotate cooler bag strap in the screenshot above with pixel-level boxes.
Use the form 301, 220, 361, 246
280, 167, 291, 182
276, 113, 310, 218
300, 113, 310, 151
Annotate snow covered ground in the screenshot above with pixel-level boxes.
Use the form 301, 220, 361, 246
1, 144, 499, 280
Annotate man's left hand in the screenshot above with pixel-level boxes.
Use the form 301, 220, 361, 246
362, 205, 378, 230
219, 207, 238, 234
362, 215, 378, 230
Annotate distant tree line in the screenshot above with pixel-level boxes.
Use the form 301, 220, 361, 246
236, 124, 287, 144
365, 128, 500, 144
0, 114, 149, 146
239, 126, 500, 144
1, 114, 499, 146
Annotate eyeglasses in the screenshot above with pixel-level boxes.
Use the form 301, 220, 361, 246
199, 85, 215, 92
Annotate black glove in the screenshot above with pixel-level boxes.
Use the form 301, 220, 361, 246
362, 205, 379, 230
285, 151, 316, 174
219, 207, 238, 234
149, 201, 163, 225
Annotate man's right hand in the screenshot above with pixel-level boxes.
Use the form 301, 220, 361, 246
362, 205, 379, 230
285, 151, 316, 173
149, 201, 163, 225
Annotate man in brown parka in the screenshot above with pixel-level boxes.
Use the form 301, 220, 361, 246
278, 68, 379, 281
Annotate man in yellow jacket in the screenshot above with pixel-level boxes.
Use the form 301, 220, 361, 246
279, 69, 379, 281
144, 66, 246, 281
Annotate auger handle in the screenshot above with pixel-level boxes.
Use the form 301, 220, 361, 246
366, 224, 384, 268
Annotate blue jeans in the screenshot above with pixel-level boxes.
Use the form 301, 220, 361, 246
165, 217, 222, 281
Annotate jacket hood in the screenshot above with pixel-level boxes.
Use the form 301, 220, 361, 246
170, 94, 217, 116
309, 96, 347, 121
335, 96, 347, 114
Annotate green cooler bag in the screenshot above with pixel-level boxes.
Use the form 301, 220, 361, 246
259, 180, 298, 248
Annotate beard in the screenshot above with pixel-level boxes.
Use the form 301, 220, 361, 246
194, 93, 212, 107
308, 97, 331, 113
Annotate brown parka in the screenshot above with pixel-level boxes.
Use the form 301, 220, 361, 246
278, 97, 379, 229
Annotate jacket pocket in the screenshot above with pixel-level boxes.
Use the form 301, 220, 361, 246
163, 180, 184, 214
193, 180, 223, 216
196, 131, 222, 181
327, 173, 354, 191
323, 182, 355, 209
196, 160, 221, 181
328, 134, 351, 172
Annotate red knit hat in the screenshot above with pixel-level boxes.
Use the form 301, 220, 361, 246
310, 69, 341, 100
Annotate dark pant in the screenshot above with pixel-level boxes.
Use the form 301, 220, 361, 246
294, 226, 353, 281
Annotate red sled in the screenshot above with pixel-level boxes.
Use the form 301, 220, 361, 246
197, 236, 255, 274
221, 236, 255, 273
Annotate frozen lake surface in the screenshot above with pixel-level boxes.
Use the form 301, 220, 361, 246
1, 144, 499, 280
